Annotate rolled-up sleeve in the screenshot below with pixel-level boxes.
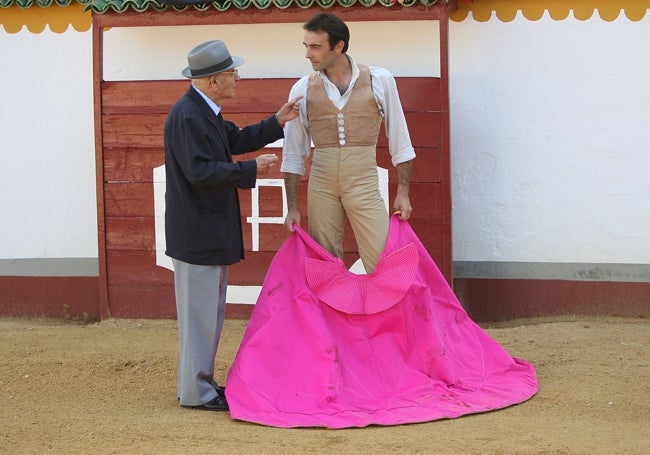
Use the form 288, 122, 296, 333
371, 67, 416, 167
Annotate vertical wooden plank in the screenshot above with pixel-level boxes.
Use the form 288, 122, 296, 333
439, 9, 453, 285
93, 16, 110, 319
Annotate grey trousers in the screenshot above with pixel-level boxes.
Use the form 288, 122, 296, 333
172, 258, 228, 406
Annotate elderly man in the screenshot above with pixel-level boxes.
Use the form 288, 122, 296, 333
164, 39, 301, 411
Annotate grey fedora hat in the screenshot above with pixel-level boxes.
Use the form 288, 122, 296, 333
181, 40, 244, 79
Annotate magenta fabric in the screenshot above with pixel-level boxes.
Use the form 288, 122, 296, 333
226, 215, 538, 428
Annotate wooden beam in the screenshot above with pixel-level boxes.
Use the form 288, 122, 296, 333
438, 7, 453, 284
93, 4, 455, 28
93, 22, 110, 319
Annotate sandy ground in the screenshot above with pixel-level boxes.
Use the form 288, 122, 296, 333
0, 315, 648, 455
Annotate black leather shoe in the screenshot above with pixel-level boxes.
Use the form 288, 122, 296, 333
182, 395, 229, 412
213, 384, 226, 397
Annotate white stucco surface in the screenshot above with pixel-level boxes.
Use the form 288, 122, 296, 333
0, 28, 97, 260
102, 22, 441, 80
449, 14, 650, 263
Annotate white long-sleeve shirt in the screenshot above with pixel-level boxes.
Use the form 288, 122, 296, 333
281, 56, 416, 176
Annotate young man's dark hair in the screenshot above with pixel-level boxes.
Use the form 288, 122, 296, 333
303, 12, 350, 53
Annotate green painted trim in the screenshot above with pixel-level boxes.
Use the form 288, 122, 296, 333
0, 0, 90, 7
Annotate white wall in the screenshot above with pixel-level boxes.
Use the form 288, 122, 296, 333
0, 28, 96, 263
102, 22, 441, 80
1, 15, 648, 278
449, 13, 650, 265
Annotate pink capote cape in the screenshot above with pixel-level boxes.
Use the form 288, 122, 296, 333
226, 215, 538, 428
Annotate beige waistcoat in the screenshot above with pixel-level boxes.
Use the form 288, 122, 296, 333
306, 65, 383, 148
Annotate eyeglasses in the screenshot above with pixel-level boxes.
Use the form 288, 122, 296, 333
222, 69, 239, 76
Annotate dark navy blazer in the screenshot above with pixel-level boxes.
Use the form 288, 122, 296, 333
164, 87, 283, 265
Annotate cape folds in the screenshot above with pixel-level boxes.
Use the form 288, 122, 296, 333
226, 215, 538, 428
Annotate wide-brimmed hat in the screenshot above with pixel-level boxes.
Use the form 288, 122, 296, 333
181, 40, 244, 79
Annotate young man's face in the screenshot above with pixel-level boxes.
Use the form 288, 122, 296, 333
303, 30, 342, 72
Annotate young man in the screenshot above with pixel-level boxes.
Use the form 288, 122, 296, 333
281, 13, 415, 273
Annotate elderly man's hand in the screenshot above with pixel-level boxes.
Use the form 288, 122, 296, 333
275, 96, 304, 127
255, 153, 279, 174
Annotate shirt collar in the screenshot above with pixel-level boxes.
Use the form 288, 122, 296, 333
191, 85, 222, 116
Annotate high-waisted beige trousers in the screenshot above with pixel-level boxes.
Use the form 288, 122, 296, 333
308, 145, 388, 273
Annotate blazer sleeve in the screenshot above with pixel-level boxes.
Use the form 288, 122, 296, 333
225, 115, 284, 156
166, 104, 257, 190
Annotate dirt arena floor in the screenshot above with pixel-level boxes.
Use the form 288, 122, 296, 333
0, 315, 648, 455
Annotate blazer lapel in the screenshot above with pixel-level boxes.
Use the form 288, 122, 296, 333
186, 87, 232, 158
214, 112, 229, 147
214, 113, 233, 161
